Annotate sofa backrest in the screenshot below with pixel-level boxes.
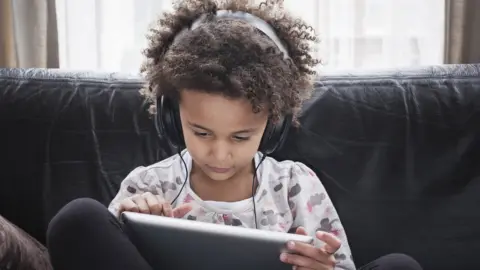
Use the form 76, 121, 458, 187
0, 69, 170, 244
1, 64, 480, 270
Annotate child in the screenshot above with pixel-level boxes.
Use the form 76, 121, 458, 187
46, 0, 423, 269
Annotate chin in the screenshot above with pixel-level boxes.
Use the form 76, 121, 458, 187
204, 170, 236, 182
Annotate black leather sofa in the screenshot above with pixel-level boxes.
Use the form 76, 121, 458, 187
1, 64, 479, 270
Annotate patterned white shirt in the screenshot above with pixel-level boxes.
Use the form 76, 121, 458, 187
108, 151, 356, 269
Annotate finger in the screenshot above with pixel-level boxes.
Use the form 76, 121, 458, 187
132, 196, 150, 214
287, 240, 324, 262
162, 202, 173, 217
144, 193, 163, 215
118, 198, 139, 213
296, 226, 308, 236
280, 252, 323, 270
173, 203, 193, 218
316, 231, 342, 255
292, 227, 324, 261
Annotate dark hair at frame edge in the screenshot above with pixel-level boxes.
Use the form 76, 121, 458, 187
139, 0, 321, 126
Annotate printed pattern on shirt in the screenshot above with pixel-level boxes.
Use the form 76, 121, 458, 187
108, 152, 356, 270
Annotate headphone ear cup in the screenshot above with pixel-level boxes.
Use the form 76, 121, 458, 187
156, 96, 185, 150
259, 114, 292, 155
258, 120, 274, 154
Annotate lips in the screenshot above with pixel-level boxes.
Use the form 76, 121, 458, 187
206, 165, 231, 173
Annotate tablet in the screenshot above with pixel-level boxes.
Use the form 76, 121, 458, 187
121, 211, 314, 270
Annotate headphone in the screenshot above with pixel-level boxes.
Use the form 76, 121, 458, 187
155, 95, 292, 155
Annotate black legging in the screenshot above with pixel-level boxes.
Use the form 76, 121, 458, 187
46, 198, 422, 270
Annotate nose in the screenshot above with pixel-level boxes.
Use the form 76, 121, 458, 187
211, 139, 231, 163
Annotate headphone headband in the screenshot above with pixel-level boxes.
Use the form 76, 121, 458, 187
173, 10, 290, 60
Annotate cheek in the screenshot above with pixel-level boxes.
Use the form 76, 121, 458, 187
237, 139, 262, 164
248, 133, 264, 152
232, 135, 264, 165
183, 131, 205, 153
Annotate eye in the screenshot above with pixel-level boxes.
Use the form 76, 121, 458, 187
193, 131, 209, 137
233, 135, 250, 142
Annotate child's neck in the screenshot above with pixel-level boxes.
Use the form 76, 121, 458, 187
190, 162, 257, 202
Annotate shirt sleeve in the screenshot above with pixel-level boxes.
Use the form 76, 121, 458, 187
288, 162, 356, 270
107, 166, 165, 218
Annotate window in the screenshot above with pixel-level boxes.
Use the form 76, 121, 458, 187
56, 0, 445, 73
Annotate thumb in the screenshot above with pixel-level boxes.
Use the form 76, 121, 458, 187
295, 226, 308, 236
172, 203, 193, 218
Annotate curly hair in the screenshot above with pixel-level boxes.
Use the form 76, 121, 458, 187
140, 0, 320, 125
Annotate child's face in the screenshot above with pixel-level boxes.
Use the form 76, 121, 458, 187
179, 90, 268, 182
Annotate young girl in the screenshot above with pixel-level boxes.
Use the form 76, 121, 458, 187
46, 1, 422, 269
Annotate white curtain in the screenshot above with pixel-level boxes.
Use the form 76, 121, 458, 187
1, 0, 59, 68
55, 0, 445, 74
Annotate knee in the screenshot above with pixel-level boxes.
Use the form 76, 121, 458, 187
46, 198, 109, 243
379, 253, 422, 270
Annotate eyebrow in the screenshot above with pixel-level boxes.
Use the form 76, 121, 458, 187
187, 122, 257, 134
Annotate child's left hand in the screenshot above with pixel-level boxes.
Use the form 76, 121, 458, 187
280, 227, 340, 270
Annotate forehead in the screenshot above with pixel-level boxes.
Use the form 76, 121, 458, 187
179, 90, 267, 129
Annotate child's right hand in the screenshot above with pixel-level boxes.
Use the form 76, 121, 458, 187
118, 192, 192, 218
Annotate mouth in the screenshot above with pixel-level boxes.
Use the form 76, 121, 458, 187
206, 165, 231, 174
